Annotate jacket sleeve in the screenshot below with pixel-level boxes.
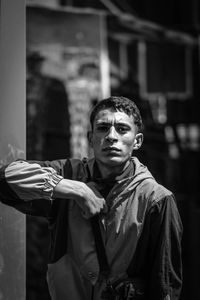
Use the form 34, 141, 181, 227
147, 195, 183, 300
0, 159, 66, 216
128, 194, 183, 300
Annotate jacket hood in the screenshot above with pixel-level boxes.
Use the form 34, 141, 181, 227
129, 156, 155, 189
87, 156, 154, 188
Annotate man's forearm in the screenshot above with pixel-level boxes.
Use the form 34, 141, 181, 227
0, 160, 106, 218
54, 179, 106, 218
0, 160, 84, 203
53, 179, 85, 200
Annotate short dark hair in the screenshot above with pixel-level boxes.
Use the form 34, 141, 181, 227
90, 96, 143, 132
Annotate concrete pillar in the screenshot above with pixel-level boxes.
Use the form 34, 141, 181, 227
0, 0, 26, 299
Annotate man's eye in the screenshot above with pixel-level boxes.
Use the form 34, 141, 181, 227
96, 125, 109, 132
116, 127, 128, 133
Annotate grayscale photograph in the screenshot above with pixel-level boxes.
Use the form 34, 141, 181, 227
0, 1, 200, 300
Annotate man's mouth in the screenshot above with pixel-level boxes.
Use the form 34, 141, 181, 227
103, 147, 121, 152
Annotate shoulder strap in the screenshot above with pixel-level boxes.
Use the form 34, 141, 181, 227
91, 215, 110, 280
82, 157, 110, 279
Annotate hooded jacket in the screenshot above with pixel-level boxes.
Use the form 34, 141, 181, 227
0, 157, 182, 300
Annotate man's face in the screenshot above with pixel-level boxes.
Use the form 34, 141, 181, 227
89, 108, 143, 168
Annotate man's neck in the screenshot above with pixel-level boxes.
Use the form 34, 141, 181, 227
95, 159, 131, 180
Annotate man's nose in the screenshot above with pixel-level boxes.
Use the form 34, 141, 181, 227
105, 126, 118, 141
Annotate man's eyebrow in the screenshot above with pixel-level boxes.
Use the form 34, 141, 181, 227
95, 121, 131, 127
95, 121, 110, 125
115, 122, 132, 127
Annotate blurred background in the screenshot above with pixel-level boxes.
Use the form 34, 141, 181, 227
25, 0, 200, 299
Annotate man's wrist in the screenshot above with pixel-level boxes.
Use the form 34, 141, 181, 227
53, 178, 85, 200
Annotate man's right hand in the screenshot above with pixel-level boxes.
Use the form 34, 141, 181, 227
78, 181, 107, 219
53, 179, 107, 219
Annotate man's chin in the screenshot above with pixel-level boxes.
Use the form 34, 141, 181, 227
101, 157, 126, 167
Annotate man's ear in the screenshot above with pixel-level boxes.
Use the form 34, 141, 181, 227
87, 131, 93, 148
133, 133, 143, 150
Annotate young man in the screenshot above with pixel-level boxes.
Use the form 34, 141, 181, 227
0, 96, 182, 300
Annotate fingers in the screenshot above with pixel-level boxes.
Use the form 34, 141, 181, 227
74, 181, 107, 218
81, 203, 108, 219
81, 200, 108, 218
81, 196, 108, 219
